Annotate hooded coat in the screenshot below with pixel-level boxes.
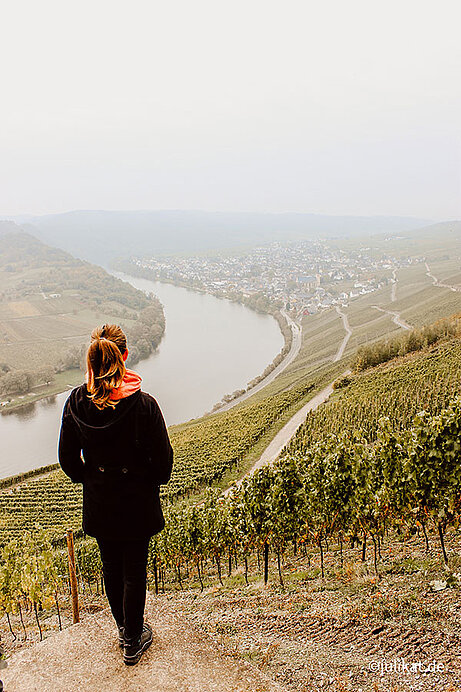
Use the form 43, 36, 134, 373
58, 384, 173, 540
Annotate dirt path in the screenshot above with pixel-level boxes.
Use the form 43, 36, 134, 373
370, 304, 412, 330
0, 593, 285, 692
425, 261, 461, 292
222, 372, 349, 496
391, 268, 397, 301
213, 311, 302, 414
334, 307, 352, 361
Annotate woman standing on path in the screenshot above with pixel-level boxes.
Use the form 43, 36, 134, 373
58, 324, 173, 665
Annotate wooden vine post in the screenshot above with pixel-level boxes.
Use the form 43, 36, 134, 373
66, 530, 80, 623
263, 541, 269, 584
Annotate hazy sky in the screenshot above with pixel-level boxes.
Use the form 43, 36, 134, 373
1, 0, 460, 218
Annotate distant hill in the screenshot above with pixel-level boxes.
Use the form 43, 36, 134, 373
334, 219, 461, 260
0, 220, 22, 237
9, 209, 433, 264
377, 219, 461, 252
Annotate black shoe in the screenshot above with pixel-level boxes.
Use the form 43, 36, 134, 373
117, 624, 125, 648
123, 623, 153, 666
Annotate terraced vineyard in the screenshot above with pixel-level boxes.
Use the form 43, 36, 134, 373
166, 379, 315, 498
145, 332, 461, 598
285, 335, 461, 451
0, 380, 315, 543
0, 472, 83, 543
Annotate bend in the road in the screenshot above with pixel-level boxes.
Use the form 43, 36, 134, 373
371, 305, 412, 331
425, 261, 461, 293
334, 307, 352, 362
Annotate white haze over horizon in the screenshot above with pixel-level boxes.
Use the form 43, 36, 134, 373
1, 0, 460, 220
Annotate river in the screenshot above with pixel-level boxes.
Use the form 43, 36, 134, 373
0, 275, 284, 479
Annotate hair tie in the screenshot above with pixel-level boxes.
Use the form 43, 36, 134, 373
101, 324, 106, 338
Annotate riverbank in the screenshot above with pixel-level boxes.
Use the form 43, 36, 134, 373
0, 369, 82, 413
113, 260, 287, 321
2, 275, 289, 417
0, 274, 286, 480
210, 310, 300, 414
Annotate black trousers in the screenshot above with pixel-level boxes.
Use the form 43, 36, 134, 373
96, 536, 151, 642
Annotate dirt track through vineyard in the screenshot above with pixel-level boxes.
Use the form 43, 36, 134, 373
334, 308, 352, 361
370, 304, 412, 330
425, 261, 461, 292
222, 371, 350, 496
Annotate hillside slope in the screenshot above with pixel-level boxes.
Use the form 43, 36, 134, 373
0, 227, 164, 402
286, 332, 461, 452
1, 319, 461, 692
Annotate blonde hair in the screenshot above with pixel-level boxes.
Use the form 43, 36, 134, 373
86, 324, 127, 410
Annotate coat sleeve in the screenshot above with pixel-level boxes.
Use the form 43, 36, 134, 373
58, 397, 85, 484
146, 397, 173, 485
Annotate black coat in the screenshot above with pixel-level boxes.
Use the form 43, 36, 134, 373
58, 384, 173, 540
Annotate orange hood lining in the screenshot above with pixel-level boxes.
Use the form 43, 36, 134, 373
109, 369, 142, 400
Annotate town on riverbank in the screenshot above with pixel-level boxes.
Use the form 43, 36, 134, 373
119, 237, 422, 319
